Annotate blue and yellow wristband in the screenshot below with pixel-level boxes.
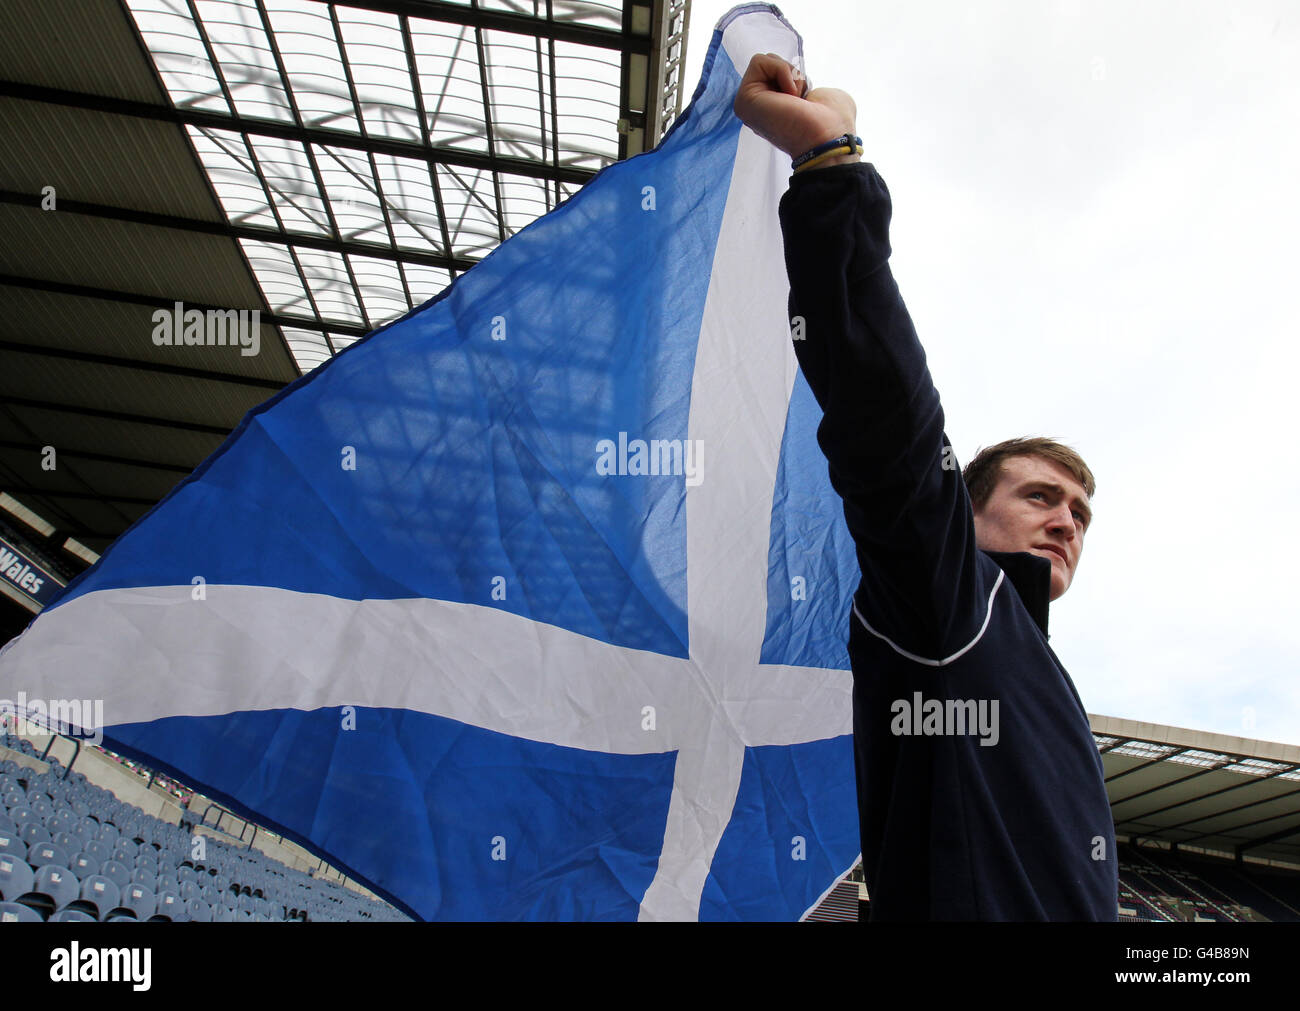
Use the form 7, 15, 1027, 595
791, 134, 864, 174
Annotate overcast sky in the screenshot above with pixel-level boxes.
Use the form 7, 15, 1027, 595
684, 0, 1300, 746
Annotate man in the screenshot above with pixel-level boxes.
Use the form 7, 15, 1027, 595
734, 54, 1117, 920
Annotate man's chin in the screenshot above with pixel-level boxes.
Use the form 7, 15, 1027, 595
1033, 551, 1070, 599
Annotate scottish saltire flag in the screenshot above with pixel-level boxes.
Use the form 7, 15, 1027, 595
0, 4, 862, 920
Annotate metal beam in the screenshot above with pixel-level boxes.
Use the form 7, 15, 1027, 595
1237, 820, 1300, 855
0, 338, 287, 390
0, 440, 194, 475
317, 0, 646, 53
1107, 762, 1226, 809
0, 82, 598, 186
1161, 783, 1300, 844
0, 274, 368, 339
1105, 746, 1191, 785
0, 396, 231, 438
0, 483, 155, 510
0, 189, 477, 274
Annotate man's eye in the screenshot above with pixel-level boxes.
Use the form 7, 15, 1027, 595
1073, 512, 1085, 525
1029, 491, 1045, 500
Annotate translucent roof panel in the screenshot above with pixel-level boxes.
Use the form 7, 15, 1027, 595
187, 125, 280, 228
347, 254, 409, 329
293, 246, 365, 325
127, 0, 232, 114
401, 263, 452, 305
280, 326, 332, 372
123, 0, 674, 374
372, 155, 445, 255
552, 40, 622, 167
262, 0, 360, 132
480, 0, 622, 32
435, 163, 503, 257
193, 0, 296, 121
313, 144, 390, 245
248, 136, 331, 236
409, 20, 488, 153
239, 238, 312, 316
334, 6, 422, 141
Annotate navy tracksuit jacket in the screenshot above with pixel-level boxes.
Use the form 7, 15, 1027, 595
780, 163, 1117, 921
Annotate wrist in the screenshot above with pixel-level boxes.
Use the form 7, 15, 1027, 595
790, 134, 864, 174
800, 151, 862, 171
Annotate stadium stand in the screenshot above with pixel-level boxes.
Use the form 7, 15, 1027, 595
805, 879, 861, 922
0, 730, 411, 922
805, 715, 1300, 922
1117, 841, 1300, 923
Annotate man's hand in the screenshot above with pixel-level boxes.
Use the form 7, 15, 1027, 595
733, 53, 859, 166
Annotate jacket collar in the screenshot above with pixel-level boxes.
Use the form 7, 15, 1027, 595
983, 550, 1052, 638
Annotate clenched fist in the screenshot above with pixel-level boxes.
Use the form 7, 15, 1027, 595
733, 53, 859, 167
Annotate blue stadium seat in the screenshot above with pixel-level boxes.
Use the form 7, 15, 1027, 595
0, 900, 42, 922
0, 855, 34, 901
27, 841, 69, 870
49, 811, 77, 834
49, 908, 96, 922
18, 822, 50, 846
155, 891, 187, 921
69, 853, 99, 880
79, 875, 121, 918
83, 839, 111, 863
186, 898, 213, 922
52, 830, 79, 852
121, 884, 156, 919
99, 859, 131, 890
33, 864, 79, 910
0, 830, 25, 860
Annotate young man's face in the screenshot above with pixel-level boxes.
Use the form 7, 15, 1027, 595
972, 454, 1091, 601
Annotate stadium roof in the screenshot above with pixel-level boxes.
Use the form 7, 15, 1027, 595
1094, 713, 1300, 869
0, 0, 689, 567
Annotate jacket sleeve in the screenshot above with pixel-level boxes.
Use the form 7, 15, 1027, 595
779, 162, 989, 662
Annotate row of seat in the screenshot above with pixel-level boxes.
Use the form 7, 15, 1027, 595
1, 744, 407, 921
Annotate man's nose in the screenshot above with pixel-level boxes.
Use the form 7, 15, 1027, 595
1047, 505, 1076, 539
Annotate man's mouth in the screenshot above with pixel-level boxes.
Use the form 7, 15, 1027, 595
1035, 544, 1068, 565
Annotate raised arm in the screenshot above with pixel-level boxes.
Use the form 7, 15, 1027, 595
735, 55, 987, 661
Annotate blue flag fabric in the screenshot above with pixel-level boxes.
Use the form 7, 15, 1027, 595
0, 4, 861, 920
